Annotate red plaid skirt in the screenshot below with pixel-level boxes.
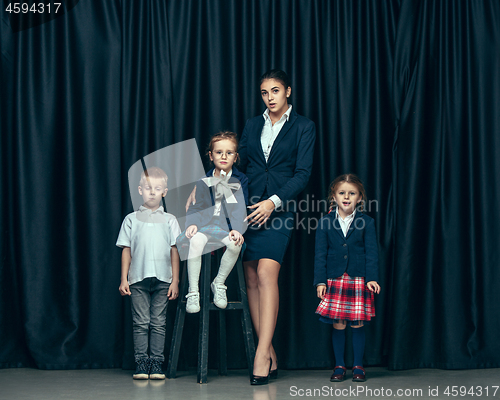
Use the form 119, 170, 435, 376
316, 273, 375, 323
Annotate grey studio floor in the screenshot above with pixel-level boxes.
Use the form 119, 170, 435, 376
1, 367, 499, 400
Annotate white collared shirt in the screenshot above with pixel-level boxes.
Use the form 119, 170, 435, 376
336, 207, 356, 237
261, 104, 293, 162
260, 105, 293, 209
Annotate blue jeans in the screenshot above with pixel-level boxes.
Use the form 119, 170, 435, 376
130, 277, 170, 362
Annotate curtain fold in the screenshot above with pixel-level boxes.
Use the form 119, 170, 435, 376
390, 0, 500, 369
1, 0, 123, 368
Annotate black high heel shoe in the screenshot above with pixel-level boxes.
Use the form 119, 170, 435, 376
269, 368, 278, 380
250, 358, 272, 385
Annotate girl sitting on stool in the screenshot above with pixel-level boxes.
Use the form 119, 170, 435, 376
177, 131, 248, 313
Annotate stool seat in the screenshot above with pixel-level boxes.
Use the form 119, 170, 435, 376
166, 240, 255, 383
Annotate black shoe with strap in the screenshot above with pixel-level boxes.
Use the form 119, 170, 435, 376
352, 366, 366, 382
330, 365, 347, 382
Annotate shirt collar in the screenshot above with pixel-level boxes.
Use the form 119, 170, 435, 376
212, 169, 233, 179
139, 205, 164, 214
335, 207, 356, 222
263, 104, 293, 123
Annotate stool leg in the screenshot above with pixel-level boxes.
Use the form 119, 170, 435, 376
167, 261, 189, 379
197, 252, 211, 383
217, 310, 227, 375
213, 248, 228, 376
235, 256, 256, 377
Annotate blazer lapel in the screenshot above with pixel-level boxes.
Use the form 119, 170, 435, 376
230, 167, 241, 182
332, 215, 346, 240
345, 213, 363, 239
204, 168, 217, 206
252, 117, 267, 164
267, 110, 297, 164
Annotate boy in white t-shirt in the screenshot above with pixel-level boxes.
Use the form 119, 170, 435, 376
116, 167, 181, 380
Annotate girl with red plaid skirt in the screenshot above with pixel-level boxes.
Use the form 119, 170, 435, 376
313, 174, 381, 382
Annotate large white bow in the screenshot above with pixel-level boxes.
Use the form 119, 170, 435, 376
201, 176, 241, 204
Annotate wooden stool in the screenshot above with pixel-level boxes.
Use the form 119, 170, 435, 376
166, 243, 256, 383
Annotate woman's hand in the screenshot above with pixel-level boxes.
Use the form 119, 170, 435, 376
185, 186, 197, 212
244, 199, 275, 226
317, 284, 326, 300
229, 230, 244, 246
186, 225, 198, 239
367, 281, 381, 294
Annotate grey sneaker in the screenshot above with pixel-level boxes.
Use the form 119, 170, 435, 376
211, 282, 227, 309
185, 292, 200, 313
133, 358, 149, 380
149, 359, 165, 380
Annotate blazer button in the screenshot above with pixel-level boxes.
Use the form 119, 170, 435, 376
344, 255, 347, 259
265, 168, 268, 172
343, 244, 347, 247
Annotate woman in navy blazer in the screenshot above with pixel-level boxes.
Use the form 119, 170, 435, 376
239, 70, 316, 384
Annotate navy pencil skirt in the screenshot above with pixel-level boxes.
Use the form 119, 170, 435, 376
242, 210, 294, 265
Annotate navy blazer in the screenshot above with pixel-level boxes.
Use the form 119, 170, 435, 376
186, 167, 249, 234
313, 211, 379, 285
238, 108, 316, 211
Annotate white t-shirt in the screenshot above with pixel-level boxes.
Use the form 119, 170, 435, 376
116, 206, 181, 285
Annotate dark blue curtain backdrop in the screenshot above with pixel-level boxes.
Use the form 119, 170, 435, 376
1, 0, 499, 370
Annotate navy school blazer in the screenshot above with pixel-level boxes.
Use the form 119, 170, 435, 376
186, 167, 249, 234
238, 108, 316, 211
313, 211, 379, 285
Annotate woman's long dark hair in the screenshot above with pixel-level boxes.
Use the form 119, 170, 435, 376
260, 69, 291, 89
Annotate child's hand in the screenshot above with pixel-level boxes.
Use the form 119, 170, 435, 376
244, 199, 275, 226
229, 230, 244, 246
367, 281, 381, 294
186, 225, 198, 238
185, 186, 197, 212
119, 281, 131, 296
168, 281, 179, 300
317, 284, 327, 300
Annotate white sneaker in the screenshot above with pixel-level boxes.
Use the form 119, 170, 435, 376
185, 292, 200, 313
211, 282, 227, 309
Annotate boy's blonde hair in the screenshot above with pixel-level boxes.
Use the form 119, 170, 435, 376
139, 166, 168, 187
